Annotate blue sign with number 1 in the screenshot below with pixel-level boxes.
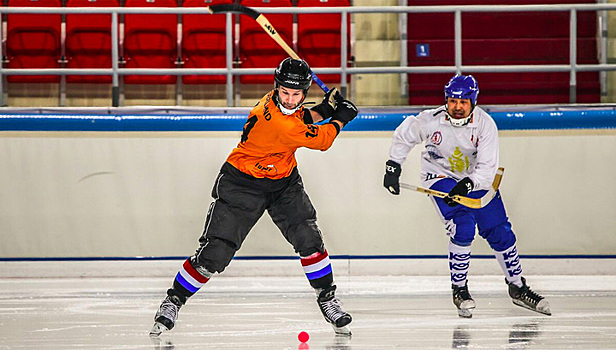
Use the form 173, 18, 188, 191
416, 44, 430, 57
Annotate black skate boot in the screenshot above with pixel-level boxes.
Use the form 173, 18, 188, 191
452, 282, 476, 318
507, 277, 551, 315
150, 294, 184, 336
317, 285, 352, 335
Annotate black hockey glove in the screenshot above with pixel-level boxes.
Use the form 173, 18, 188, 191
310, 87, 340, 119
444, 177, 474, 207
331, 99, 358, 126
383, 160, 401, 195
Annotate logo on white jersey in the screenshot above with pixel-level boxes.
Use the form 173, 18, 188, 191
448, 147, 470, 173
430, 131, 442, 145
426, 145, 444, 160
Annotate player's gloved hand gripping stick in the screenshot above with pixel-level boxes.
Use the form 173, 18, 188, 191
207, 3, 331, 93
400, 167, 505, 209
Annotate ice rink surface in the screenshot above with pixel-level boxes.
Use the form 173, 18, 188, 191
1, 273, 615, 350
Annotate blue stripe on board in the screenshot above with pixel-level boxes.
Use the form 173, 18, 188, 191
490, 110, 616, 131
1, 255, 615, 261
0, 115, 249, 132
1, 109, 616, 131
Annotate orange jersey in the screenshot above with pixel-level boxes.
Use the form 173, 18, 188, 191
226, 91, 339, 179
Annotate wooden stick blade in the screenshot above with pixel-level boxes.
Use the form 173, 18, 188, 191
478, 167, 505, 207
492, 167, 505, 191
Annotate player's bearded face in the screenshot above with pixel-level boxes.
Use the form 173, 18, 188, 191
446, 97, 472, 119
278, 86, 305, 110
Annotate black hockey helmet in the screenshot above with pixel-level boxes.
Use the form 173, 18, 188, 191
274, 57, 312, 94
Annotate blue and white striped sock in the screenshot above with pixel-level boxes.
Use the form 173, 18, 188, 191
495, 245, 523, 287
449, 241, 471, 287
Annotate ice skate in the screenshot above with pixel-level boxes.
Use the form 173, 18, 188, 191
452, 283, 476, 318
507, 277, 551, 316
150, 295, 183, 336
317, 285, 352, 335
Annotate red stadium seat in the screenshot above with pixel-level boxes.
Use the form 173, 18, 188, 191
123, 0, 178, 84
6, 0, 62, 83
182, 0, 234, 84
238, 0, 293, 84
406, 0, 600, 105
296, 0, 351, 85
66, 0, 119, 84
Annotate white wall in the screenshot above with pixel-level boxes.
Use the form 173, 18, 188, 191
1, 129, 615, 258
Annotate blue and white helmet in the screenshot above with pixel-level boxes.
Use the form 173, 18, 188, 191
444, 74, 479, 126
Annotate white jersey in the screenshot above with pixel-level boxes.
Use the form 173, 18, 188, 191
389, 105, 499, 191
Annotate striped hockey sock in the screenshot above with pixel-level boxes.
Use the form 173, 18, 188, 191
172, 258, 213, 299
495, 245, 523, 287
449, 241, 471, 287
301, 250, 334, 290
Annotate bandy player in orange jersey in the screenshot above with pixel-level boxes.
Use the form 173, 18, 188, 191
151, 58, 358, 337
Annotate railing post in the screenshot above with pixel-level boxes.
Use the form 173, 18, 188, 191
340, 9, 348, 98
454, 9, 462, 75
226, 12, 233, 107
399, 0, 408, 100
111, 11, 120, 108
599, 0, 608, 98
60, 13, 66, 107
569, 8, 577, 103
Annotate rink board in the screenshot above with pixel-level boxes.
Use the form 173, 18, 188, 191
1, 106, 615, 264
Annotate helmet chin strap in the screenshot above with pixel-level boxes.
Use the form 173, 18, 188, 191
273, 89, 304, 115
445, 104, 474, 127
279, 104, 300, 115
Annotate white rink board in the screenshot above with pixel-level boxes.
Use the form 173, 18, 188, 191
1, 129, 615, 258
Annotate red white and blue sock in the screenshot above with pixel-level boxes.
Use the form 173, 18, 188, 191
172, 258, 212, 298
301, 250, 334, 289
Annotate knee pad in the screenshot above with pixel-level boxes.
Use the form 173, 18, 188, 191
295, 229, 325, 257
193, 238, 237, 274
283, 218, 325, 257
479, 221, 516, 251
447, 213, 476, 247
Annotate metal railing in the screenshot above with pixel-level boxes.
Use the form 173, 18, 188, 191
1, 3, 615, 107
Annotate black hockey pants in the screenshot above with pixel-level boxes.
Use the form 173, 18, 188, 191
192, 162, 325, 274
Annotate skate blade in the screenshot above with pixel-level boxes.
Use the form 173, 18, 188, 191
332, 324, 352, 336
149, 322, 169, 337
457, 308, 473, 318
456, 300, 475, 318
512, 299, 552, 316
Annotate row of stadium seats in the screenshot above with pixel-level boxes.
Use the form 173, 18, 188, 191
3, 0, 602, 105
405, 0, 601, 104
4, 0, 351, 85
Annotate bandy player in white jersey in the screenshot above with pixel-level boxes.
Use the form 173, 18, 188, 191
383, 75, 551, 318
